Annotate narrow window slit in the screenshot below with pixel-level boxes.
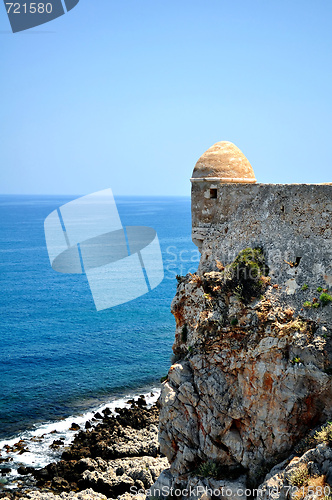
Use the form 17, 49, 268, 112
210, 188, 217, 199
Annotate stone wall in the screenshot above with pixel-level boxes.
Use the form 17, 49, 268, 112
191, 182, 332, 320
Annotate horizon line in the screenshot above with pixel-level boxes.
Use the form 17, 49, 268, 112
0, 193, 191, 197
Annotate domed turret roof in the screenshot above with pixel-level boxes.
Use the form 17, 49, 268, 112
192, 141, 256, 183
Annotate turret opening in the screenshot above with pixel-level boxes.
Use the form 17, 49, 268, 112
210, 188, 217, 199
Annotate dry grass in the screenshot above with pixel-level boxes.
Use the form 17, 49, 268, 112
284, 308, 295, 318
275, 318, 309, 336
315, 422, 332, 445
216, 260, 225, 271
289, 464, 310, 487
260, 275, 271, 286
292, 473, 327, 500
188, 273, 202, 285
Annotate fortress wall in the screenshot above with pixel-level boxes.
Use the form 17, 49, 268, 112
191, 182, 332, 312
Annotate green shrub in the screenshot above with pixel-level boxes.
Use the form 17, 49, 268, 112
302, 284, 309, 291
196, 460, 223, 479
192, 460, 245, 481
303, 301, 312, 308
160, 375, 168, 383
228, 247, 269, 303
317, 286, 323, 292
320, 293, 332, 306
230, 317, 238, 326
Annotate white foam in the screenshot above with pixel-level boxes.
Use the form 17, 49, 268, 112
0, 386, 161, 488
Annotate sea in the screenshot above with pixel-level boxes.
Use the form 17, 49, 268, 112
0, 195, 199, 487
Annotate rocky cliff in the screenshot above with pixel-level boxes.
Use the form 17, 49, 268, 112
154, 247, 332, 497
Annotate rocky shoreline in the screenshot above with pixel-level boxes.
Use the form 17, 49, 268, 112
0, 395, 167, 500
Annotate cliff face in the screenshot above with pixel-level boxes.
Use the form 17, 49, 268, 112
157, 248, 332, 486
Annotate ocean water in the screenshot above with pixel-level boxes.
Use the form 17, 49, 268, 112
0, 195, 198, 478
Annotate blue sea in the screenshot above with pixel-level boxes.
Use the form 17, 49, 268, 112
0, 195, 198, 483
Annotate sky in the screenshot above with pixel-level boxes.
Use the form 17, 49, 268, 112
0, 0, 331, 196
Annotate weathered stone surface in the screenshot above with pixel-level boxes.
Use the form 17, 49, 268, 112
3, 399, 163, 500
259, 441, 332, 500
81, 456, 168, 498
191, 184, 332, 303
18, 489, 107, 499
149, 469, 247, 500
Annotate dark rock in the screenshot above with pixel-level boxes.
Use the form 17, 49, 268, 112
18, 448, 29, 454
85, 421, 92, 429
62, 446, 91, 461
136, 396, 147, 406
52, 476, 71, 491
0, 467, 11, 475
69, 422, 80, 431
30, 435, 44, 442
32, 467, 51, 481
13, 440, 26, 450
50, 439, 64, 449
74, 458, 97, 474
17, 466, 33, 475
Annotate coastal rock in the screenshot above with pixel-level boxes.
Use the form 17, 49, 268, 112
26, 399, 163, 499
18, 488, 107, 499
70, 423, 81, 431
158, 256, 332, 481
59, 404, 160, 463
80, 456, 168, 497
17, 466, 35, 475
150, 471, 247, 500
95, 424, 159, 459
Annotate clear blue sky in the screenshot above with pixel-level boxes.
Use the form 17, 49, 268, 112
1, 0, 331, 195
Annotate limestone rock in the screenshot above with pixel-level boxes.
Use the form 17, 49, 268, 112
81, 456, 168, 498
149, 468, 247, 500
259, 441, 332, 500
20, 399, 163, 500
19, 488, 107, 500
159, 266, 332, 481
